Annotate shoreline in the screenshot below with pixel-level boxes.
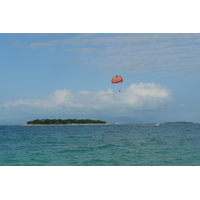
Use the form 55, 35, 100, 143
22, 123, 109, 126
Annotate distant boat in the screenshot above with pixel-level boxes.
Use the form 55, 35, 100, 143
154, 123, 160, 126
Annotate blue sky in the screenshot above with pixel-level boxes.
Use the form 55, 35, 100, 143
1, 33, 200, 124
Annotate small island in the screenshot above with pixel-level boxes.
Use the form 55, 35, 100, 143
165, 122, 193, 124
26, 119, 107, 125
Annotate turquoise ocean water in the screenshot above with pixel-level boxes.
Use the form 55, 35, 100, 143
0, 123, 200, 166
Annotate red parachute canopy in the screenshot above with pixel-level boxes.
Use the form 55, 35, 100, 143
111, 75, 123, 84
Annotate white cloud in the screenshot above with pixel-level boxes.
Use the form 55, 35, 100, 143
21, 34, 200, 76
3, 83, 172, 113
60, 33, 200, 76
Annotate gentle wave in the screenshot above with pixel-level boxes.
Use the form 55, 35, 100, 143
1, 124, 200, 166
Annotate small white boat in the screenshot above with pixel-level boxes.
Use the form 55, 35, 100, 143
154, 123, 160, 126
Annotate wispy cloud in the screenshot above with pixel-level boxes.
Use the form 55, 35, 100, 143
16, 33, 200, 76
13, 42, 24, 47
62, 33, 200, 76
29, 42, 55, 49
3, 83, 172, 113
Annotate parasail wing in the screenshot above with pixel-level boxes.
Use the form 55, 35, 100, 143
111, 75, 123, 84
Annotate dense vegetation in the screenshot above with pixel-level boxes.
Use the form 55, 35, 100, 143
165, 122, 193, 124
27, 119, 106, 125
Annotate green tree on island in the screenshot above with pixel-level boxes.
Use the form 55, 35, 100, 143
27, 119, 106, 125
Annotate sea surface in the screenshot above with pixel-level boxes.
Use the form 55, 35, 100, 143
0, 123, 200, 166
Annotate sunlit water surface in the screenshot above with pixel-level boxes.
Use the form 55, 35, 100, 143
0, 124, 200, 166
